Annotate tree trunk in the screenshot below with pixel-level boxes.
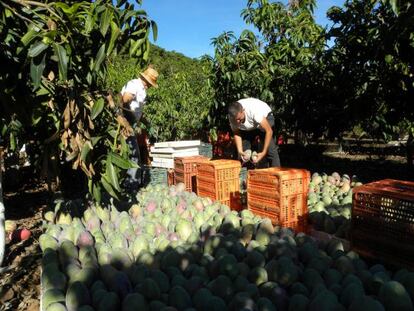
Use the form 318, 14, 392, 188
0, 147, 5, 267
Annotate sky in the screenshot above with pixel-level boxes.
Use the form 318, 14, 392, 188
140, 0, 344, 59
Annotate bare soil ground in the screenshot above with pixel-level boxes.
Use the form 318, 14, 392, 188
0, 179, 48, 311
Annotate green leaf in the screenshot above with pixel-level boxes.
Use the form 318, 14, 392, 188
91, 136, 102, 146
89, 180, 101, 203
143, 39, 150, 61
93, 44, 106, 72
151, 20, 158, 41
30, 54, 46, 89
28, 41, 48, 58
100, 9, 113, 37
1, 124, 7, 136
36, 85, 51, 96
21, 28, 39, 47
9, 132, 16, 151
53, 43, 68, 81
84, 11, 96, 33
389, 0, 399, 15
129, 38, 145, 56
101, 175, 119, 199
116, 0, 128, 7
107, 21, 120, 56
80, 141, 93, 162
91, 98, 105, 120
32, 116, 42, 126
122, 10, 139, 23
110, 152, 138, 169
5, 8, 13, 18
106, 159, 120, 192
385, 54, 393, 63
108, 129, 118, 138
54, 2, 84, 15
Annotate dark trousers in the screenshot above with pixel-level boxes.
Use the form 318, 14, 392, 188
240, 114, 281, 167
123, 135, 142, 190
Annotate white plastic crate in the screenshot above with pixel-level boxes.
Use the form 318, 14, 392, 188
154, 140, 201, 148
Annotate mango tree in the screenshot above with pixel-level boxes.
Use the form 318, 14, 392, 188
207, 0, 324, 142
143, 69, 214, 142
104, 45, 215, 143
0, 0, 157, 200
0, 0, 157, 268
321, 0, 414, 154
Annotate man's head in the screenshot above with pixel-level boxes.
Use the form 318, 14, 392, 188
140, 66, 159, 89
228, 101, 245, 125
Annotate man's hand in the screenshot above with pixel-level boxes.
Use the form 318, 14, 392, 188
240, 149, 252, 162
252, 151, 266, 164
122, 92, 135, 106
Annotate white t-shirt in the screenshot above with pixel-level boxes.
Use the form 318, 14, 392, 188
121, 78, 147, 121
230, 98, 271, 131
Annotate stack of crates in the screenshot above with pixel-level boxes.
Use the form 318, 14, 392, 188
247, 168, 310, 232
174, 156, 210, 193
196, 160, 242, 211
352, 179, 414, 268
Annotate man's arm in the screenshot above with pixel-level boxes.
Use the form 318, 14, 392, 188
233, 129, 250, 162
233, 129, 243, 155
122, 92, 135, 106
253, 117, 273, 163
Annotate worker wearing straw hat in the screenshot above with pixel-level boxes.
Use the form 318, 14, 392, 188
120, 65, 159, 190
121, 66, 159, 122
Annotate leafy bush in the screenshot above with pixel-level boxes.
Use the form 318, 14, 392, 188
143, 69, 214, 142
105, 45, 214, 142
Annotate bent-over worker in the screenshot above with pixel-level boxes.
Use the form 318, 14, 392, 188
228, 98, 281, 167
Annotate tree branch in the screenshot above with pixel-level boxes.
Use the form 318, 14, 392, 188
0, 1, 33, 24
9, 0, 51, 9
8, 0, 62, 21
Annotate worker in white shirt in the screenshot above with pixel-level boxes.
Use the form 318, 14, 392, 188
228, 98, 281, 167
120, 66, 159, 188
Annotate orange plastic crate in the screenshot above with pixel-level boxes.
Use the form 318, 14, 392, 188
351, 179, 414, 268
247, 167, 310, 232
174, 156, 210, 192
196, 160, 242, 210
196, 160, 241, 182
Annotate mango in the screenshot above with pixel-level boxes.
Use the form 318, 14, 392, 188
65, 281, 91, 311
39, 234, 59, 252
42, 288, 65, 310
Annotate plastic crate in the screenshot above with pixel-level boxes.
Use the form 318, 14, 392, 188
196, 160, 242, 210
197, 160, 241, 181
247, 167, 310, 232
199, 142, 213, 158
351, 179, 414, 268
174, 156, 210, 192
141, 165, 170, 186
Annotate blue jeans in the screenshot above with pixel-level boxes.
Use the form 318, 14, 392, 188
240, 114, 281, 167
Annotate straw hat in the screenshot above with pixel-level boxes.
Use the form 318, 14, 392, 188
140, 66, 159, 88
